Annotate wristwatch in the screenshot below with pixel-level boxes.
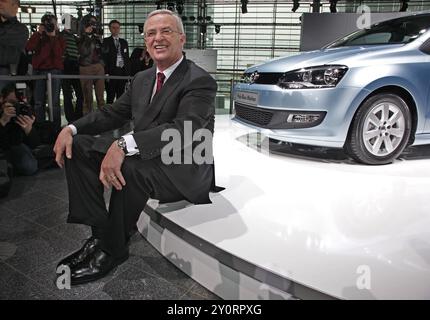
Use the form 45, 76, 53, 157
117, 137, 128, 154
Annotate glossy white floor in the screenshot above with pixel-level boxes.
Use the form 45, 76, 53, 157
138, 114, 430, 300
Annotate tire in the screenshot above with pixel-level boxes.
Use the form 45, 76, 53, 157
346, 93, 412, 165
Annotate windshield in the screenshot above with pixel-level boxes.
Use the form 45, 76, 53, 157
326, 15, 430, 48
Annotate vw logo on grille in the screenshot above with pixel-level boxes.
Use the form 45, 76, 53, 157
249, 71, 260, 84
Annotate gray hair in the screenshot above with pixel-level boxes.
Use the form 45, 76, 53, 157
144, 9, 185, 34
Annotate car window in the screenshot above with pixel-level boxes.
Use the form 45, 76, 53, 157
326, 15, 430, 48
348, 32, 392, 45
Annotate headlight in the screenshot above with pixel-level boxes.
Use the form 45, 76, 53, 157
278, 65, 348, 89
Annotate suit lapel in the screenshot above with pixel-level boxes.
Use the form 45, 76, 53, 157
135, 59, 188, 131
133, 67, 156, 123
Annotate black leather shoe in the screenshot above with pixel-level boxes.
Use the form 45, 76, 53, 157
57, 237, 100, 269
69, 248, 129, 285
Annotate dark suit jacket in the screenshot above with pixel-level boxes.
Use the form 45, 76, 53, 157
72, 59, 218, 204
102, 36, 130, 75
0, 17, 29, 67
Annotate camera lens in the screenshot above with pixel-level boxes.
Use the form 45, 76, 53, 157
45, 22, 55, 33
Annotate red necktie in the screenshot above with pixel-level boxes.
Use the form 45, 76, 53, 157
155, 72, 166, 95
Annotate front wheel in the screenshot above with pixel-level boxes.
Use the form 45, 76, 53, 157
346, 93, 412, 165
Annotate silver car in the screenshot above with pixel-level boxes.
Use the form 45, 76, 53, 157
233, 13, 430, 164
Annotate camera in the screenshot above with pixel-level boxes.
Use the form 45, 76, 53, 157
13, 101, 34, 118
41, 13, 56, 33
13, 83, 33, 119
44, 21, 55, 33
85, 20, 100, 35
89, 23, 102, 36
61, 14, 79, 35
81, 14, 102, 36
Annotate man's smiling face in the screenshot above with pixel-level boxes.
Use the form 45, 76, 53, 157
144, 13, 185, 71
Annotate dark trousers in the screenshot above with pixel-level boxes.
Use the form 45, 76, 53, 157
64, 135, 185, 258
33, 69, 62, 132
106, 67, 128, 104
6, 144, 38, 176
62, 78, 83, 123
0, 66, 12, 93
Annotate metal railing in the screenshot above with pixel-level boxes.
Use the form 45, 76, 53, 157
0, 71, 241, 122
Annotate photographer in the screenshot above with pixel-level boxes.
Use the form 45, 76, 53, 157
61, 14, 83, 123
130, 46, 153, 76
78, 14, 105, 115
26, 13, 65, 132
0, 83, 39, 176
0, 0, 29, 91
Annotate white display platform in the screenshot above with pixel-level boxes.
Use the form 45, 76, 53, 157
138, 114, 430, 300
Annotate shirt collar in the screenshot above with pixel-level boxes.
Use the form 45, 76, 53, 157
156, 56, 184, 82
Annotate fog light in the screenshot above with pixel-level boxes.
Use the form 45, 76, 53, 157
288, 114, 321, 123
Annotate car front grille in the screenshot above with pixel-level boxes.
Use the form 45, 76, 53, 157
243, 72, 284, 85
235, 103, 274, 126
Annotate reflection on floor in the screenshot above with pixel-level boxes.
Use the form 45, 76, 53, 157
0, 168, 220, 300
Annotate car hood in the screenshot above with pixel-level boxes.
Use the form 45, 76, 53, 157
246, 44, 405, 73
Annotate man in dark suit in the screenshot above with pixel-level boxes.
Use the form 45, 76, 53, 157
103, 20, 130, 104
0, 0, 29, 92
53, 9, 218, 285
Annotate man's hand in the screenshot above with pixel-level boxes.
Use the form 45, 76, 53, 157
15, 115, 35, 135
99, 141, 126, 191
53, 126, 74, 168
0, 103, 16, 126
38, 24, 45, 34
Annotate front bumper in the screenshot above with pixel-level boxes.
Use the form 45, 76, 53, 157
233, 83, 365, 148
234, 102, 327, 129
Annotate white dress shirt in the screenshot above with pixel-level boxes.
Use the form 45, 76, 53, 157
68, 56, 184, 156
113, 36, 124, 68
